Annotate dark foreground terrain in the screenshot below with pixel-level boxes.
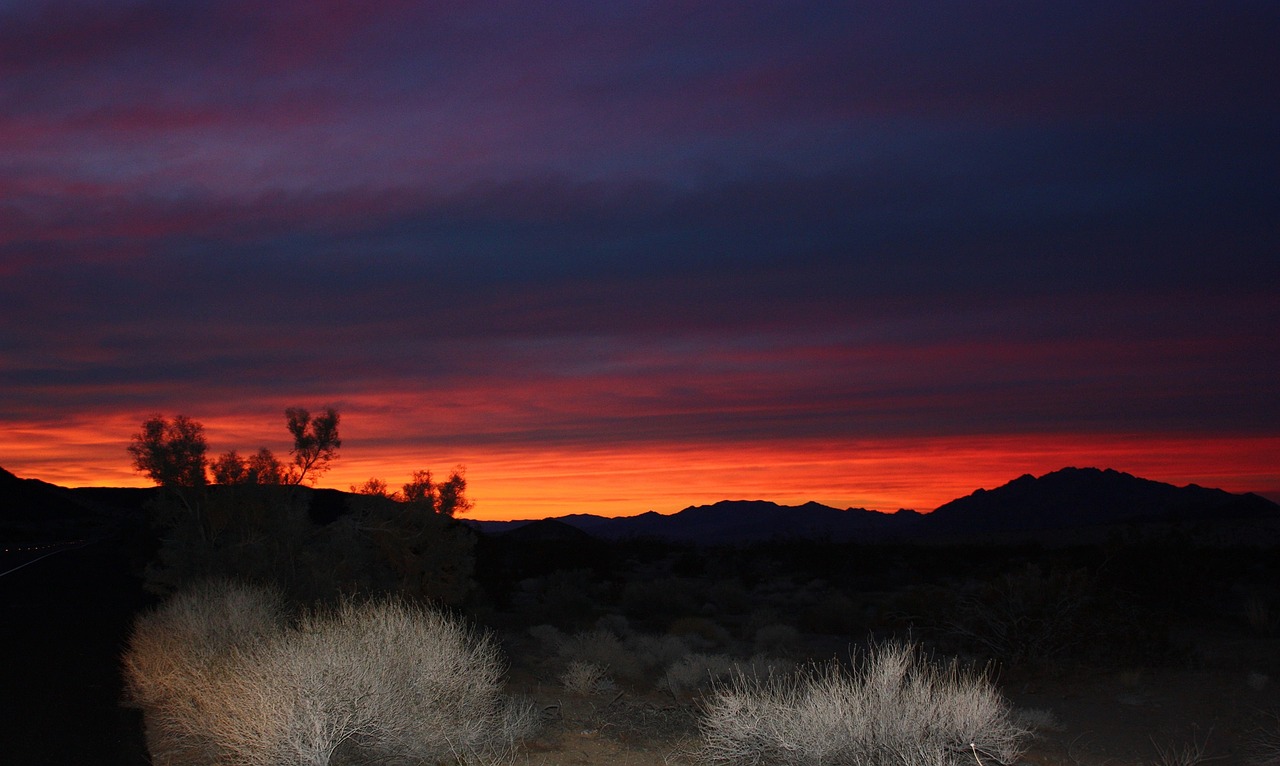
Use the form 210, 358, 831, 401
3, 519, 1279, 765
0, 534, 152, 765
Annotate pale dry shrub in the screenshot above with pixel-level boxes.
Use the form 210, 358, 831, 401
121, 580, 287, 763
661, 653, 737, 698
123, 584, 534, 765
1150, 729, 1214, 766
1248, 712, 1280, 766
1012, 707, 1065, 736
696, 641, 1028, 766
557, 628, 642, 680
300, 597, 536, 763
560, 660, 611, 695
632, 633, 694, 673
1150, 740, 1205, 766
157, 643, 358, 766
739, 654, 795, 683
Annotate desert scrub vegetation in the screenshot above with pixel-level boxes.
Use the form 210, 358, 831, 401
121, 578, 288, 762
1249, 711, 1280, 766
122, 580, 535, 765
559, 659, 613, 695
142, 483, 481, 607
897, 562, 1170, 669
658, 652, 795, 701
695, 640, 1028, 766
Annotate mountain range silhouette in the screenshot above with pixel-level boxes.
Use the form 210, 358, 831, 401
468, 467, 1280, 545
3, 465, 1277, 545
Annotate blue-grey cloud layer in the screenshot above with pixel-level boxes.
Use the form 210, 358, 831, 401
2, 1, 1277, 458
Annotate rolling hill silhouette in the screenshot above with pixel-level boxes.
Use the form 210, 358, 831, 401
0, 466, 151, 540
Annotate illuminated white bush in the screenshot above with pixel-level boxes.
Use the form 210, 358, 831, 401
697, 641, 1028, 766
123, 582, 535, 765
121, 580, 287, 763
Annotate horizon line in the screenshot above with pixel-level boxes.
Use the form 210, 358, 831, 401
11, 463, 1279, 521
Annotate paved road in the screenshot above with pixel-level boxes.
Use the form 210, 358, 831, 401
0, 533, 153, 764
0, 538, 93, 578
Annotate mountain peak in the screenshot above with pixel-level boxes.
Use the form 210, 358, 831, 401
929, 466, 1279, 535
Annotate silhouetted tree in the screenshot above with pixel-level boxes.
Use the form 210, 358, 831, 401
212, 447, 286, 485
351, 477, 391, 497
401, 468, 473, 516
401, 469, 433, 504
342, 467, 477, 603
128, 409, 347, 597
285, 407, 341, 485
126, 407, 484, 603
210, 450, 247, 484
436, 470, 472, 516
127, 414, 215, 554
247, 447, 287, 484
128, 414, 208, 489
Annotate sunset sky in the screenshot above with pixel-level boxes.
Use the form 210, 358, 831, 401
2, 1, 1277, 519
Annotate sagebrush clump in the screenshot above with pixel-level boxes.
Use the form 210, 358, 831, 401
122, 581, 535, 765
697, 640, 1028, 766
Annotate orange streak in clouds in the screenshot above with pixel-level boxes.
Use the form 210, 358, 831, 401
4, 417, 1276, 521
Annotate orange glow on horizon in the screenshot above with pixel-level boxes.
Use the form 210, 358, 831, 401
3, 418, 1277, 521
432, 435, 1280, 519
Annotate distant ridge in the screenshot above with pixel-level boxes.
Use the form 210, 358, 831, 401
485, 500, 926, 544
0, 466, 149, 539
4, 465, 1278, 545
469, 467, 1280, 545
928, 467, 1279, 534
0, 466, 97, 526
499, 517, 596, 543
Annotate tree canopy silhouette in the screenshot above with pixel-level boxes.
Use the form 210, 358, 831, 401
403, 469, 473, 516
211, 447, 287, 485
128, 407, 340, 488
285, 406, 341, 485
351, 468, 473, 516
127, 415, 208, 489
125, 407, 479, 604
